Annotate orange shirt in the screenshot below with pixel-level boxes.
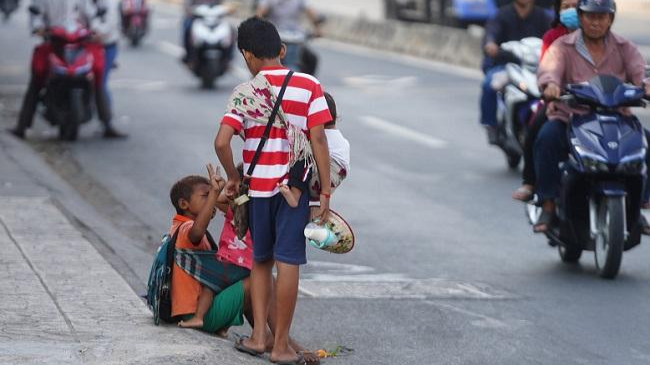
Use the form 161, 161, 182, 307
169, 214, 212, 317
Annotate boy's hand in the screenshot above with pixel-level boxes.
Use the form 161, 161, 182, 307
312, 193, 330, 223
225, 179, 241, 199
207, 164, 226, 192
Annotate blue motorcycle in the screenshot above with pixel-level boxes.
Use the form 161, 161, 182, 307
527, 75, 649, 279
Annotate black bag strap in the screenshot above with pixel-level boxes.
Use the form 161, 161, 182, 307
246, 71, 294, 178
205, 230, 218, 251
165, 226, 182, 277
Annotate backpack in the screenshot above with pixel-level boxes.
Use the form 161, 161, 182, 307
146, 226, 219, 325
146, 227, 180, 325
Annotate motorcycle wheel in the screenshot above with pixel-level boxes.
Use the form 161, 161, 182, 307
594, 196, 625, 279
59, 90, 83, 141
200, 63, 219, 89
558, 244, 582, 263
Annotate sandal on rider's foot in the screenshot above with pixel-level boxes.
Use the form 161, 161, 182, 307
512, 186, 534, 202
234, 336, 263, 357
533, 211, 555, 233
640, 215, 650, 236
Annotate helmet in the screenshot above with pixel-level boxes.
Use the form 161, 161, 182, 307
577, 0, 616, 14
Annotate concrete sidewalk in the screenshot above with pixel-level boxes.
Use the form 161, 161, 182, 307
0, 133, 264, 364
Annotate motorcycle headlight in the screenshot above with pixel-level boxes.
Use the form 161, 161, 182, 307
575, 145, 609, 173
582, 156, 610, 173
617, 150, 646, 174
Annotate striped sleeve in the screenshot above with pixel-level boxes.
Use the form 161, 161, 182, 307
306, 83, 333, 130
221, 112, 244, 133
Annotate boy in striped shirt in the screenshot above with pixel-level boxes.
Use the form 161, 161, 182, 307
215, 17, 332, 365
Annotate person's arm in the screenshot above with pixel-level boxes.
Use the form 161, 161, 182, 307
622, 42, 647, 87
216, 191, 230, 214
215, 122, 241, 199
538, 42, 565, 99
304, 2, 323, 36
188, 164, 225, 245
29, 0, 46, 35
483, 11, 503, 58
310, 124, 330, 222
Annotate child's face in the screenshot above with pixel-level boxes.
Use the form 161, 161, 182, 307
182, 183, 216, 218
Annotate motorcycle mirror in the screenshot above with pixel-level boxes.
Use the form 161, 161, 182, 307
96, 7, 107, 19
28, 5, 41, 15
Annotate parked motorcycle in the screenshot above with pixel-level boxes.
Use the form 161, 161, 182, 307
40, 23, 98, 141
526, 75, 649, 279
120, 0, 149, 47
490, 37, 542, 169
0, 0, 19, 21
187, 3, 234, 89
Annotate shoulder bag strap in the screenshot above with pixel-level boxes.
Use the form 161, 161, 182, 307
246, 70, 294, 177
205, 230, 218, 251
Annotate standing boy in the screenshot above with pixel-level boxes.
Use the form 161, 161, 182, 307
215, 17, 331, 365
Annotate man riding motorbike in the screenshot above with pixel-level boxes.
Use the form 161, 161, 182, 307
255, 0, 323, 75
532, 0, 649, 233
181, 0, 235, 64
10, 0, 124, 139
479, 0, 552, 144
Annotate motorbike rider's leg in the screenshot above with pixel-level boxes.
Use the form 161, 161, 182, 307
89, 43, 125, 138
479, 65, 504, 145
513, 103, 547, 201
10, 43, 50, 139
532, 119, 568, 232
102, 43, 118, 109
182, 16, 193, 63
282, 44, 301, 72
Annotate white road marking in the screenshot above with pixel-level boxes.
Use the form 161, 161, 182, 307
426, 301, 512, 329
343, 75, 418, 89
359, 115, 448, 149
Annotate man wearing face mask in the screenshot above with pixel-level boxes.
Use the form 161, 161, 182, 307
479, 0, 553, 144
532, 0, 650, 233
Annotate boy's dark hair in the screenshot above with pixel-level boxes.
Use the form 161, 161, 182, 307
324, 92, 337, 127
237, 17, 282, 59
170, 175, 210, 215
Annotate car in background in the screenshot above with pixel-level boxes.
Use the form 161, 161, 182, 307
384, 0, 553, 27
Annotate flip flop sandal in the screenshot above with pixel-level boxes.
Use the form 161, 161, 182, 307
234, 336, 263, 357
512, 186, 534, 202
271, 354, 306, 365
533, 211, 555, 233
640, 215, 650, 236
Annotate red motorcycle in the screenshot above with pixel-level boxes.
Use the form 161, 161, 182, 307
120, 0, 149, 46
42, 24, 97, 141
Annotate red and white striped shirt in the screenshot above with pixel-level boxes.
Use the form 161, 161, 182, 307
221, 67, 332, 198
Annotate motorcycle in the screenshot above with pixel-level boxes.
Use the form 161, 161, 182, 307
526, 75, 649, 279
40, 23, 98, 141
490, 37, 542, 169
0, 0, 19, 21
277, 28, 319, 76
188, 3, 234, 89
120, 0, 149, 47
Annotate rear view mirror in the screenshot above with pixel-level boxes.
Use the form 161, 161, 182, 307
28, 5, 40, 15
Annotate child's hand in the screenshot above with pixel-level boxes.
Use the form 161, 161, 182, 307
207, 163, 226, 192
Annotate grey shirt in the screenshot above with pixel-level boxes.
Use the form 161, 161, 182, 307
29, 0, 95, 32
258, 0, 307, 32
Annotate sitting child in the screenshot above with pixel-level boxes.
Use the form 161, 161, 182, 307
279, 92, 351, 207
171, 164, 235, 335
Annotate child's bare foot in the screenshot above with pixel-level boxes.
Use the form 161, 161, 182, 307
278, 183, 299, 208
178, 317, 204, 329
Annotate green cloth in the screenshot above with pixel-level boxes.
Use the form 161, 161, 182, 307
183, 280, 245, 333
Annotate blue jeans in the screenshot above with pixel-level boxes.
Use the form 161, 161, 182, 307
103, 44, 118, 108
534, 120, 568, 202
479, 65, 504, 127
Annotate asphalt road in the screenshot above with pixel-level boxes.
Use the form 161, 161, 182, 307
2, 2, 650, 364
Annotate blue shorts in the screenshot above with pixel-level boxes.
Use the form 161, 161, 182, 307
248, 192, 309, 265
